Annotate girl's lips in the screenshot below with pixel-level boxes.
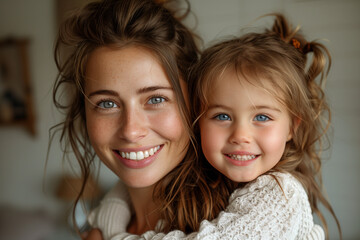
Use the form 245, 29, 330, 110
113, 145, 163, 169
224, 153, 259, 166
226, 153, 258, 161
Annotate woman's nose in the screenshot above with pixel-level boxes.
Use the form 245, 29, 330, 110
228, 124, 251, 145
119, 108, 148, 143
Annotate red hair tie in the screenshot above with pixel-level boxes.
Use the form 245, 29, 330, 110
291, 38, 301, 49
304, 43, 312, 53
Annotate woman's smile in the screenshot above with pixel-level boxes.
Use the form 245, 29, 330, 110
112, 145, 163, 169
84, 46, 189, 188
115, 145, 161, 161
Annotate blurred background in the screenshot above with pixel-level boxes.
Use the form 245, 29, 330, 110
0, 0, 359, 239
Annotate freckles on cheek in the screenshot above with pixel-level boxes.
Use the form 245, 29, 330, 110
151, 111, 185, 140
86, 119, 101, 145
86, 113, 109, 145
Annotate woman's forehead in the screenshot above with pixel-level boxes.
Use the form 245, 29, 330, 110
84, 46, 173, 93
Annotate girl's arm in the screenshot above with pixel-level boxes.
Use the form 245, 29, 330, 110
89, 172, 324, 240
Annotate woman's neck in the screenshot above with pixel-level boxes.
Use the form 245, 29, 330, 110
126, 185, 161, 235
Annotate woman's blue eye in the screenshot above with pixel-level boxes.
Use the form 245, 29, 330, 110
148, 97, 165, 105
254, 114, 270, 121
215, 114, 231, 121
98, 101, 117, 109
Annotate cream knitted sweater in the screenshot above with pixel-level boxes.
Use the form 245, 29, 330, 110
88, 172, 324, 240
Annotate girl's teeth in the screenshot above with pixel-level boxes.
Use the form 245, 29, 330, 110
229, 154, 256, 161
119, 146, 160, 161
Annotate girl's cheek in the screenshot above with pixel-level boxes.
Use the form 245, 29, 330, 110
200, 122, 220, 155
257, 126, 288, 153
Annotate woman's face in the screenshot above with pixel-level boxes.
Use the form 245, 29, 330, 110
85, 46, 189, 189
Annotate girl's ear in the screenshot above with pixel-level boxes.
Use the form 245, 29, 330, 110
287, 117, 301, 141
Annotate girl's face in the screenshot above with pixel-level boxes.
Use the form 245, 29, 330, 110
199, 69, 292, 182
85, 46, 189, 189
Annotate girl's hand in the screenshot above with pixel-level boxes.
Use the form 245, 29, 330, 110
82, 228, 104, 240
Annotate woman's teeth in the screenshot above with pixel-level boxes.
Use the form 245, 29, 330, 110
120, 146, 160, 160
228, 154, 256, 161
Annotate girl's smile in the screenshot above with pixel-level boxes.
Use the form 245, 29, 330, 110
224, 153, 259, 167
199, 68, 293, 183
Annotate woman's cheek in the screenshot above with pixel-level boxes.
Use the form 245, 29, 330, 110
86, 111, 114, 151
149, 109, 186, 140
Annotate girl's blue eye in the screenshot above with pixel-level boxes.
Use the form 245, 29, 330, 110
254, 114, 270, 121
148, 97, 165, 105
215, 114, 231, 121
98, 101, 117, 109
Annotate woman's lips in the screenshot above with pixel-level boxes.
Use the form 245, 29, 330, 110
116, 145, 161, 161
113, 145, 163, 169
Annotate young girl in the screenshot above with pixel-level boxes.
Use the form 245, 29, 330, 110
87, 14, 341, 239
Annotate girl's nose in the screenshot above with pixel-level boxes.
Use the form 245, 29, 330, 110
119, 108, 148, 143
228, 124, 251, 145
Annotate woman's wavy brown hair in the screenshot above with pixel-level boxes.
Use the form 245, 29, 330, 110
190, 14, 342, 239
51, 0, 220, 234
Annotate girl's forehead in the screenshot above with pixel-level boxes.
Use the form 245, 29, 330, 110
212, 67, 274, 91
204, 68, 288, 106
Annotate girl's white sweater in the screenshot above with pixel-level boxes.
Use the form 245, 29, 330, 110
88, 172, 324, 240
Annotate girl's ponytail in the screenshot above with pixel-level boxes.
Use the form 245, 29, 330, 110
269, 14, 342, 239
304, 41, 331, 141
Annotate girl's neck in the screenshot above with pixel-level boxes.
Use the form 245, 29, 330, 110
126, 185, 161, 235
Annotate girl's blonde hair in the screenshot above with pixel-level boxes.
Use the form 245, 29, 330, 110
190, 14, 341, 239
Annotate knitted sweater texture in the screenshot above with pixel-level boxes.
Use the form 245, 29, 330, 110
88, 172, 324, 240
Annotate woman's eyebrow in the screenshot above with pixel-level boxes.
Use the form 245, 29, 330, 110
87, 86, 173, 98
87, 89, 118, 98
136, 86, 173, 94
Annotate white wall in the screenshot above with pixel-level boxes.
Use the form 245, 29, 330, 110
0, 0, 61, 213
0, 0, 117, 217
185, 0, 360, 239
0, 0, 358, 239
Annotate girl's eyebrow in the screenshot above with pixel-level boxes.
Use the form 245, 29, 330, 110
207, 104, 232, 111
87, 86, 172, 98
253, 105, 282, 112
207, 104, 281, 112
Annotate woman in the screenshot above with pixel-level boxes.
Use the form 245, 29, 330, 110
53, 0, 229, 238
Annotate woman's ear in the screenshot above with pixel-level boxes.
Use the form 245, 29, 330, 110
287, 117, 301, 141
